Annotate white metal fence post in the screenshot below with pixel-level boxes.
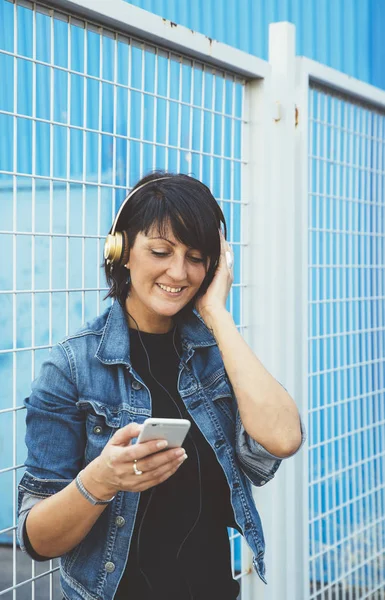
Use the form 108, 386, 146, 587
241, 60, 273, 600
294, 50, 311, 600
248, 22, 310, 600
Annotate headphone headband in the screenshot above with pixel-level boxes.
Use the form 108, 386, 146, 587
105, 176, 172, 267
110, 176, 172, 235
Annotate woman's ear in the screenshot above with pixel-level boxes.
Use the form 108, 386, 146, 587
124, 264, 131, 286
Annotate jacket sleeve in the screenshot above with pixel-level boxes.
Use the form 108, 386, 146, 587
17, 342, 86, 554
235, 411, 306, 487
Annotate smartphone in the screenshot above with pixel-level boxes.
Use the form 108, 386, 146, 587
136, 418, 191, 448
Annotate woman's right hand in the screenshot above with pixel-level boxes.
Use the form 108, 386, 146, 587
81, 423, 187, 500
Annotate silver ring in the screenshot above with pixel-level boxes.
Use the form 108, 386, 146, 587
225, 251, 233, 269
133, 460, 143, 476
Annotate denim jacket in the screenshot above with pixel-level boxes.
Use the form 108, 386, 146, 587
18, 301, 305, 600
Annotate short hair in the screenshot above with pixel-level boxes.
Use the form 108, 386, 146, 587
104, 171, 227, 313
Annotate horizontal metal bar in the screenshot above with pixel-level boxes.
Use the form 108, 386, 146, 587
39, 0, 269, 80
310, 295, 385, 305
309, 264, 385, 269
309, 153, 385, 174
309, 193, 385, 209
0, 463, 25, 475
0, 170, 127, 190
0, 344, 53, 355
0, 405, 25, 415
309, 325, 385, 342
0, 231, 106, 240
300, 56, 385, 112
234, 569, 251, 581
311, 355, 385, 376
0, 525, 17, 536
308, 388, 385, 413
0, 287, 108, 295
310, 227, 385, 236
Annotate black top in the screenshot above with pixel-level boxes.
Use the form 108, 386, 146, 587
24, 326, 239, 600
115, 327, 239, 600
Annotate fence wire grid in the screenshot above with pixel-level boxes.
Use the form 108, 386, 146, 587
308, 84, 385, 600
0, 0, 249, 597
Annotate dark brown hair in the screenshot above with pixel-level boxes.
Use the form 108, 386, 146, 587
104, 171, 227, 312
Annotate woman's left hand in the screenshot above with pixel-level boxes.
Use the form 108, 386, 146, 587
195, 231, 233, 329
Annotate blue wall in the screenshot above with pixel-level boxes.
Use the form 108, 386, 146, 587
124, 0, 384, 90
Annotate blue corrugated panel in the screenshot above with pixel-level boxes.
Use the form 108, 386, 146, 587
370, 0, 385, 90
124, 0, 375, 88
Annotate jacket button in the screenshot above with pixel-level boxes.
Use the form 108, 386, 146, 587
214, 439, 225, 449
115, 516, 125, 528
105, 561, 115, 573
132, 380, 142, 390
93, 426, 103, 435
260, 480, 266, 486
233, 482, 240, 489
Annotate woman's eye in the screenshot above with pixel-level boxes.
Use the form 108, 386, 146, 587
151, 250, 169, 257
189, 256, 204, 264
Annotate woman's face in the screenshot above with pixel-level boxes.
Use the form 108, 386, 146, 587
125, 225, 207, 332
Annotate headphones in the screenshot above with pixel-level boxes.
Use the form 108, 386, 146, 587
103, 176, 172, 268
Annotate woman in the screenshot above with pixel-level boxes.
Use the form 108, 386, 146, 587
18, 172, 304, 600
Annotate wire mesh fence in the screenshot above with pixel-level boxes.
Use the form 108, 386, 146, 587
308, 84, 385, 600
0, 0, 250, 596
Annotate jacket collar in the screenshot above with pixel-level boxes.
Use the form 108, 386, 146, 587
95, 301, 216, 367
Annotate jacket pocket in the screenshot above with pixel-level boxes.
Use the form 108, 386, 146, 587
77, 400, 123, 464
210, 375, 236, 422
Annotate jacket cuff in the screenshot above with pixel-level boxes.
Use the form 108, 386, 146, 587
235, 413, 306, 487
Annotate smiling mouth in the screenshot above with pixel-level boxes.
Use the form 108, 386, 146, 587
157, 283, 186, 294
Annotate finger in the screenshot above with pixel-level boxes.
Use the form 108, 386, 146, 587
135, 454, 187, 491
110, 422, 142, 446
135, 447, 186, 473
104, 446, 185, 481
219, 229, 227, 250
225, 250, 233, 270
124, 440, 182, 464
218, 230, 232, 257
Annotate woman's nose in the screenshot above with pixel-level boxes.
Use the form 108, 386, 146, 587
166, 256, 187, 281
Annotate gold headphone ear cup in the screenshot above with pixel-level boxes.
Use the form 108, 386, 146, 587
121, 231, 130, 266
104, 233, 123, 265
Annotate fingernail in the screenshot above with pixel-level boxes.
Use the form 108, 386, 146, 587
156, 440, 168, 449
175, 448, 185, 457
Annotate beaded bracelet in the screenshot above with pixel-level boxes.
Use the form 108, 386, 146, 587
75, 471, 115, 506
